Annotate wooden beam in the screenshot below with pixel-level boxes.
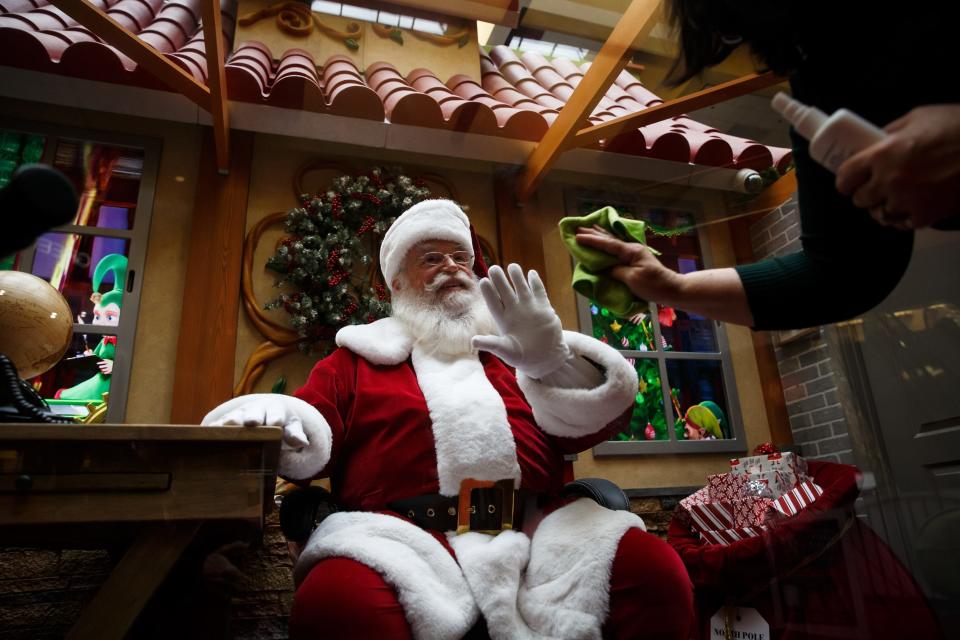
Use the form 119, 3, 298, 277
381, 0, 520, 27
200, 0, 230, 173
170, 130, 253, 424
67, 521, 200, 640
50, 0, 211, 109
516, 0, 663, 202
574, 71, 785, 147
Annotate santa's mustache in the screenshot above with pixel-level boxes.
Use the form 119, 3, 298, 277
423, 271, 476, 294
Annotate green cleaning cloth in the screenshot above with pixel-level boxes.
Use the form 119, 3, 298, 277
558, 206, 659, 317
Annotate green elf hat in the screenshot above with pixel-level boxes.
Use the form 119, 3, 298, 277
698, 400, 729, 439
90, 253, 128, 309
685, 404, 723, 439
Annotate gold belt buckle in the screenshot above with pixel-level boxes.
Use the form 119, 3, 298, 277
456, 479, 516, 535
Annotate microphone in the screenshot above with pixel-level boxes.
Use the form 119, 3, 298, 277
1, 164, 79, 258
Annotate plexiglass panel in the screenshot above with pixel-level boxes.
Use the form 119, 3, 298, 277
30, 232, 129, 323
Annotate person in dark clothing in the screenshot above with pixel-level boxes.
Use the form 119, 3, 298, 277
576, 1, 960, 330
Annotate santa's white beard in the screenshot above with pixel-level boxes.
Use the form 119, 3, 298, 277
392, 271, 497, 357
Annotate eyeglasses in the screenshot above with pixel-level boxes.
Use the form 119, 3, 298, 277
417, 251, 474, 269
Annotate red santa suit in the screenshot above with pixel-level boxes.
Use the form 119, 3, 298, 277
279, 316, 694, 639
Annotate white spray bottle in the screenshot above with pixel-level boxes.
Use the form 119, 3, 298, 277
771, 92, 887, 173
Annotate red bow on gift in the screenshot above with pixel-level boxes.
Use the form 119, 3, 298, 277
102, 336, 117, 346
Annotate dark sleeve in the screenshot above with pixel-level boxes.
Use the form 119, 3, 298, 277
735, 131, 913, 331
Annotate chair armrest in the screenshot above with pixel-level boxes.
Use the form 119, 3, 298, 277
561, 477, 630, 511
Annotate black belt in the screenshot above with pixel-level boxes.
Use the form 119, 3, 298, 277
387, 480, 545, 534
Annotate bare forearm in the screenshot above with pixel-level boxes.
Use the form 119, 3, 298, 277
662, 268, 754, 327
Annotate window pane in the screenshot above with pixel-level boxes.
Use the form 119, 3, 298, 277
657, 304, 719, 352
610, 357, 670, 441
51, 139, 143, 229
588, 301, 659, 351
665, 359, 732, 441
31, 232, 129, 322
32, 332, 116, 416
0, 129, 46, 188
1, 129, 48, 271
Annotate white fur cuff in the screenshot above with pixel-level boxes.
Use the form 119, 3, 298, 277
517, 331, 638, 438
277, 395, 333, 481
296, 511, 478, 640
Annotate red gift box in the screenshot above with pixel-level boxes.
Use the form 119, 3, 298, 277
733, 496, 776, 527
686, 501, 735, 532
772, 481, 824, 517
706, 472, 748, 501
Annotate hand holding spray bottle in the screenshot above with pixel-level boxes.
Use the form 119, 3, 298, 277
771, 92, 887, 173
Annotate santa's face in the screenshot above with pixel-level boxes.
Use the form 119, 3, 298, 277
392, 240, 495, 356
401, 240, 475, 298
92, 302, 121, 327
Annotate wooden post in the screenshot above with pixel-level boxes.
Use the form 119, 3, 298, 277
170, 129, 253, 424
728, 203, 795, 447
495, 170, 546, 278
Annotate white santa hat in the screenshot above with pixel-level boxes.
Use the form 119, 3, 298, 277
380, 199, 473, 290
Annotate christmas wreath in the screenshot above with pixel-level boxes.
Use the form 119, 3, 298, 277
266, 166, 433, 350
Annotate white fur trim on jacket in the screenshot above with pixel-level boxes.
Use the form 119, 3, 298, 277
336, 316, 413, 365
412, 344, 521, 496
201, 393, 332, 481
517, 331, 639, 438
295, 511, 478, 640
380, 199, 472, 290
449, 498, 645, 640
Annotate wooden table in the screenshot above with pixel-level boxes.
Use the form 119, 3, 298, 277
0, 423, 282, 640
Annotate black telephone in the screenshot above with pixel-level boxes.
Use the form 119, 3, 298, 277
0, 354, 71, 423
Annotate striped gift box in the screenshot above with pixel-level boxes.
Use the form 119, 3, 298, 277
699, 525, 768, 546
772, 481, 824, 517
686, 501, 735, 532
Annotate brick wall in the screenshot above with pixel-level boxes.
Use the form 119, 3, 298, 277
748, 197, 857, 465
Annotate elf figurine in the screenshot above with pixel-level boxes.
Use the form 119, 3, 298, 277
56, 254, 126, 401
683, 403, 724, 440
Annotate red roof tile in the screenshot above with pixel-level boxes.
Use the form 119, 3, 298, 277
0, 0, 233, 85
0, 4, 790, 172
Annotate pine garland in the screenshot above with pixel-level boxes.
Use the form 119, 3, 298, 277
265, 167, 433, 351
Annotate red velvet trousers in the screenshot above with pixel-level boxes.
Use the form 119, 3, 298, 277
289, 527, 693, 639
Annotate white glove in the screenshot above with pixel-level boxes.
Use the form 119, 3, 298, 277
202, 394, 332, 479
471, 264, 570, 379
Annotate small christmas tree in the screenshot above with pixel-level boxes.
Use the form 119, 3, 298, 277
587, 303, 682, 441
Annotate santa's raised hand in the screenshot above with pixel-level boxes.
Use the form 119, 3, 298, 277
471, 264, 571, 379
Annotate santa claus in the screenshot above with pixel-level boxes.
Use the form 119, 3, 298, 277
203, 200, 693, 639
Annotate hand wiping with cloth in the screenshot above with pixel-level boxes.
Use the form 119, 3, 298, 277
559, 206, 664, 317
561, 206, 755, 327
